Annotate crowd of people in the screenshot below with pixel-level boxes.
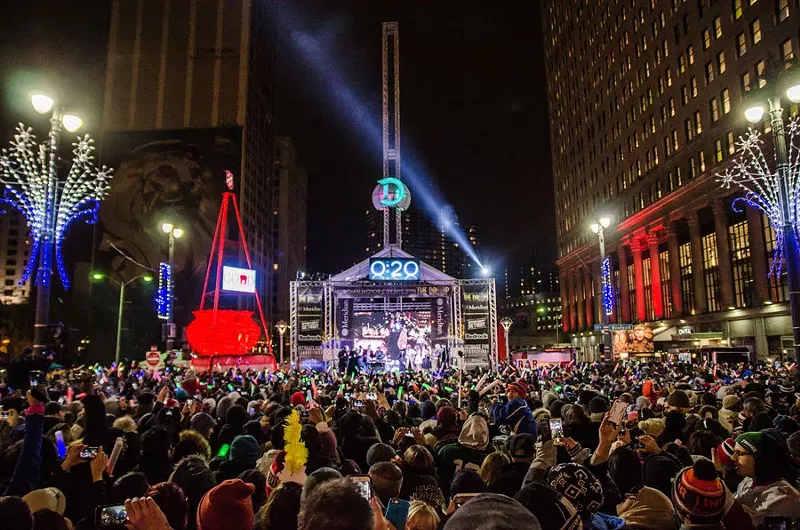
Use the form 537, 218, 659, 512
0, 357, 799, 529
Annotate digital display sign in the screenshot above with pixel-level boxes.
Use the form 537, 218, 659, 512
222, 265, 256, 293
369, 258, 420, 281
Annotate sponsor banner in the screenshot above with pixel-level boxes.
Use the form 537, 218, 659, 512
222, 265, 256, 293
338, 298, 354, 345
297, 345, 323, 363
430, 297, 449, 341
334, 284, 452, 298
461, 283, 491, 366
298, 284, 324, 346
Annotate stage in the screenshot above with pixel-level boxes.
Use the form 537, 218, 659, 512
290, 246, 498, 371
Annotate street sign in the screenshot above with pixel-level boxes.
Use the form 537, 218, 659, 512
146, 349, 161, 368
594, 324, 634, 331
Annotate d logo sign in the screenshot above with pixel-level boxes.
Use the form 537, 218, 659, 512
372, 177, 411, 210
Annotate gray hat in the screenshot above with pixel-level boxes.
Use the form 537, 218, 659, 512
444, 493, 541, 530
366, 443, 397, 468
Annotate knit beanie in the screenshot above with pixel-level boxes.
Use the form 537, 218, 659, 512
266, 451, 286, 497
444, 493, 542, 530
290, 392, 306, 407
547, 463, 604, 515
366, 443, 397, 468
532, 407, 551, 423
506, 379, 528, 399
667, 390, 691, 410
230, 434, 259, 467
735, 432, 763, 455
197, 478, 255, 530
716, 438, 736, 467
672, 459, 726, 524
636, 396, 651, 410
773, 415, 800, 435
216, 396, 234, 421
515, 483, 581, 530
190, 412, 216, 435
588, 397, 608, 414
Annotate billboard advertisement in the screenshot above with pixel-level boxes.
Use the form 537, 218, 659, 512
222, 266, 256, 293
462, 283, 491, 366
297, 284, 324, 362
612, 325, 654, 355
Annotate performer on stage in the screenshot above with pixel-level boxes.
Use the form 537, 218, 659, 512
347, 346, 359, 376
338, 345, 349, 373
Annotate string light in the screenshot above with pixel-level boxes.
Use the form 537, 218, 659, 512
0, 124, 112, 289
601, 256, 613, 316
156, 262, 172, 320
717, 120, 800, 277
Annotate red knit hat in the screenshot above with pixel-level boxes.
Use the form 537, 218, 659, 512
506, 379, 528, 399
266, 451, 286, 497
197, 479, 255, 530
290, 392, 306, 407
716, 438, 735, 467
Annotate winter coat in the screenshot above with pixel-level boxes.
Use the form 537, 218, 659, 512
735, 477, 800, 527
491, 397, 536, 436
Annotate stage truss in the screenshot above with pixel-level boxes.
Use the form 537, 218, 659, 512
289, 274, 498, 371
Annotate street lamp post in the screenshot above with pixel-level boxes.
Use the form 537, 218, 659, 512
28, 96, 84, 354
275, 320, 288, 365
499, 316, 513, 361
590, 216, 612, 360
740, 68, 800, 360
92, 272, 153, 363
160, 223, 184, 352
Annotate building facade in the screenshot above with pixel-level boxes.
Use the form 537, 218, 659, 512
504, 262, 560, 300
543, 0, 799, 359
0, 211, 31, 305
502, 292, 563, 349
101, 0, 277, 326
272, 137, 308, 324
366, 207, 480, 278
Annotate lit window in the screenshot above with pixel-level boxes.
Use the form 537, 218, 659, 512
710, 98, 720, 122
750, 19, 761, 44
687, 45, 695, 64
705, 62, 715, 84
721, 88, 731, 114
782, 39, 794, 64
715, 139, 724, 162
741, 72, 751, 92
717, 51, 726, 74
733, 0, 743, 19
778, 0, 790, 22
736, 32, 747, 57
694, 111, 703, 135
756, 60, 767, 87
713, 17, 722, 38
702, 29, 711, 50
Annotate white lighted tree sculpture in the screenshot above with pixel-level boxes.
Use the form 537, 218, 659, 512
716, 118, 800, 276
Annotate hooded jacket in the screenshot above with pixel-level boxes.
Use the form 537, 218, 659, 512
492, 397, 536, 437
436, 415, 490, 498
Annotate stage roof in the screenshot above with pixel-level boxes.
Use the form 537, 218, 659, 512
329, 245, 457, 283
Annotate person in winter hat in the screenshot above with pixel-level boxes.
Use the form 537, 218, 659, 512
732, 430, 800, 526
196, 478, 255, 530
437, 413, 490, 499
491, 379, 536, 437
548, 462, 625, 529
667, 389, 692, 412
719, 395, 742, 432
672, 459, 726, 528
444, 493, 542, 530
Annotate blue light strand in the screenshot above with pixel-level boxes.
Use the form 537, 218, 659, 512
601, 256, 613, 316
156, 262, 172, 320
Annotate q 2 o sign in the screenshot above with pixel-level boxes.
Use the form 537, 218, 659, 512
222, 266, 256, 293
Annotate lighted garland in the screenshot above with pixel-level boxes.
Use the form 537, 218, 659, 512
0, 124, 112, 289
601, 256, 613, 316
717, 119, 800, 277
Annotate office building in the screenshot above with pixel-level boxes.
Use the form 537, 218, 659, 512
0, 211, 31, 305
101, 0, 277, 326
365, 207, 479, 278
504, 261, 560, 300
543, 0, 799, 359
272, 137, 308, 323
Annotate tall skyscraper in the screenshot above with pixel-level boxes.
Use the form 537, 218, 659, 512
544, 0, 799, 359
100, 0, 277, 330
0, 211, 31, 305
273, 137, 307, 323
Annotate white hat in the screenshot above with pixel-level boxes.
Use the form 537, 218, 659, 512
23, 487, 66, 515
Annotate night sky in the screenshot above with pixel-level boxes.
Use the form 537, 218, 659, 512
0, 0, 555, 276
